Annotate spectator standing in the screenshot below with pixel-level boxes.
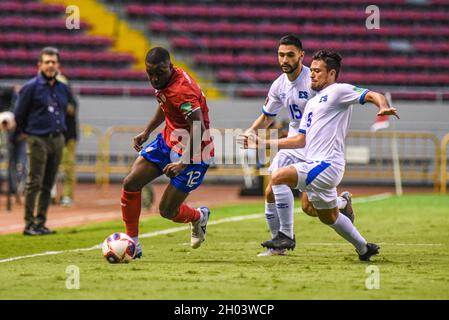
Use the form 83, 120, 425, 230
14, 47, 73, 235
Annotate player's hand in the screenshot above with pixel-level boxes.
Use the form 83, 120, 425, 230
378, 106, 400, 119
237, 129, 257, 149
163, 162, 187, 178
243, 128, 255, 137
237, 133, 259, 149
133, 131, 150, 152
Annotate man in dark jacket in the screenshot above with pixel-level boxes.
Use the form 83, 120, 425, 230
14, 47, 73, 235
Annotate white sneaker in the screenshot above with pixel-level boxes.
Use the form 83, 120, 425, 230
257, 248, 286, 257
190, 206, 211, 249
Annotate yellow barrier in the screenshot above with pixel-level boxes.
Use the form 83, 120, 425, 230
102, 126, 145, 187
345, 131, 440, 191
99, 128, 442, 191
76, 124, 104, 186
441, 133, 449, 193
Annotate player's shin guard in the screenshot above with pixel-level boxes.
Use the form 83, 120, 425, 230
272, 184, 294, 239
265, 201, 280, 238
172, 203, 201, 223
121, 189, 142, 238
330, 212, 367, 255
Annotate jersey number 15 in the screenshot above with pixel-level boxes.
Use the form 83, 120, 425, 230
289, 104, 302, 120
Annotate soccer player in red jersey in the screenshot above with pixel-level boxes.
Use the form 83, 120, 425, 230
121, 47, 213, 258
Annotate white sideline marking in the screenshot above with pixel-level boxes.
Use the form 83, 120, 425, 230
0, 214, 263, 264
0, 245, 102, 264
0, 192, 423, 264
352, 192, 393, 203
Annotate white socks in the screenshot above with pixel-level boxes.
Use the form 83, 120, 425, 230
330, 213, 367, 255
336, 196, 348, 210
272, 184, 294, 239
265, 201, 279, 238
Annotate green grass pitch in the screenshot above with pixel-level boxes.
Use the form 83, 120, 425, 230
0, 194, 448, 300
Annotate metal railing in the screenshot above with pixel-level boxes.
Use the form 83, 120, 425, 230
76, 124, 105, 186
38, 127, 446, 191
345, 131, 440, 190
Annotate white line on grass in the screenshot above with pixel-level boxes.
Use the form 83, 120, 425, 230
0, 215, 263, 264
2, 192, 434, 264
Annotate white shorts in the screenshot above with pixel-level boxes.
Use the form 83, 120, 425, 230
291, 161, 345, 210
268, 149, 305, 173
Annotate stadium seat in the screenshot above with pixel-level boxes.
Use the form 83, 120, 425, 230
2, 0, 448, 96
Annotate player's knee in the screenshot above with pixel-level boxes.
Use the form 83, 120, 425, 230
123, 174, 140, 192
302, 203, 314, 216
271, 170, 285, 186
159, 202, 178, 220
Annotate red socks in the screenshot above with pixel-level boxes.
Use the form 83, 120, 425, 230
122, 188, 200, 235
121, 189, 141, 237
172, 203, 201, 223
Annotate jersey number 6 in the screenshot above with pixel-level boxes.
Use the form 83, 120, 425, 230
307, 112, 313, 127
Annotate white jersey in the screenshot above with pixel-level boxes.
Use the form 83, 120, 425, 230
262, 66, 314, 152
299, 83, 369, 167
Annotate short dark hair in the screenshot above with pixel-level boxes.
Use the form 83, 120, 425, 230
279, 35, 303, 51
39, 46, 60, 62
312, 50, 342, 79
146, 47, 171, 65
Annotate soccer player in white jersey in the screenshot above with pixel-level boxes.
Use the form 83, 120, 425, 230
242, 36, 353, 257
249, 50, 399, 261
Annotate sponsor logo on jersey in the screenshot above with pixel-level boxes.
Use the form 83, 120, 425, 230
298, 91, 309, 99
180, 102, 193, 116
353, 86, 366, 93
319, 95, 328, 103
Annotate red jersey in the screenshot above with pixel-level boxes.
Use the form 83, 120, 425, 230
155, 67, 213, 159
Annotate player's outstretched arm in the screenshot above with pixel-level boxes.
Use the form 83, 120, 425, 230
238, 114, 275, 148
133, 106, 165, 152
265, 132, 306, 149
245, 113, 275, 135
364, 91, 400, 119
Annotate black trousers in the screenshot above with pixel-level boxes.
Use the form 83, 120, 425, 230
24, 134, 64, 228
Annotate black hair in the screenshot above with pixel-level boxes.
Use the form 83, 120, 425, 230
278, 35, 303, 51
39, 46, 60, 62
145, 47, 171, 64
312, 50, 342, 79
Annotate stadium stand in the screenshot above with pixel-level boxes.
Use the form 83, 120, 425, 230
0, 0, 448, 100
120, 0, 449, 99
0, 3, 143, 79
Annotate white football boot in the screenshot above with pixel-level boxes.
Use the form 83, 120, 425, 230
257, 248, 286, 257
190, 206, 211, 249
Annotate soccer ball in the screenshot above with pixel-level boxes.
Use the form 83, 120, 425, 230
102, 232, 136, 263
